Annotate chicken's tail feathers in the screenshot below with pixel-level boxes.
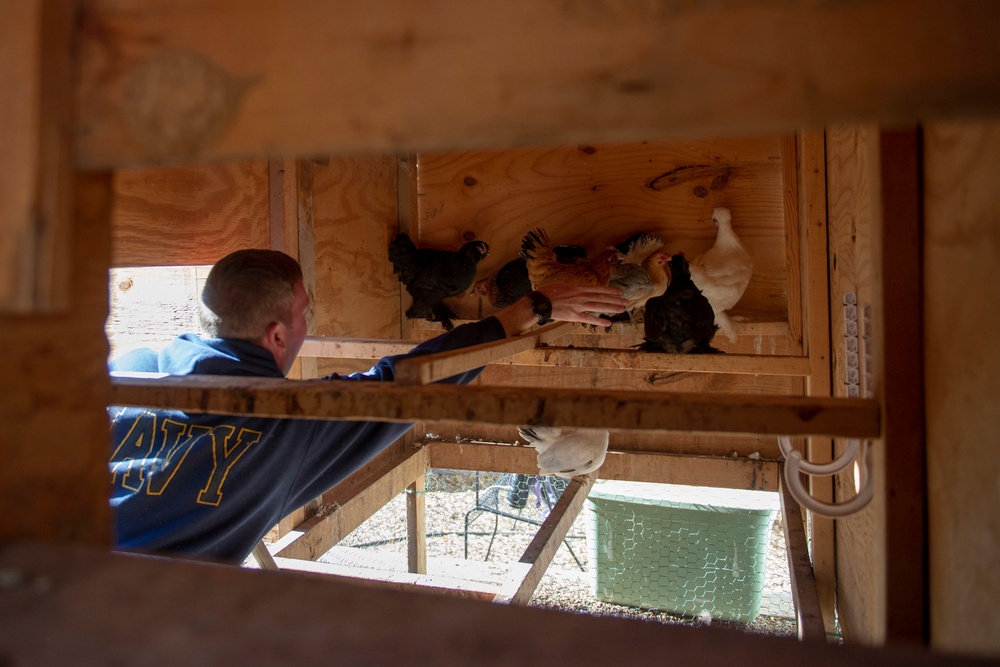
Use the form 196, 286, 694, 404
387, 232, 419, 280
519, 228, 550, 261
517, 425, 561, 445
618, 231, 664, 264
715, 311, 738, 343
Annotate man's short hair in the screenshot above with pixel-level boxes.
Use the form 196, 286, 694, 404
200, 249, 303, 342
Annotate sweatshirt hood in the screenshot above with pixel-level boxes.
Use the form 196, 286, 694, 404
158, 334, 284, 377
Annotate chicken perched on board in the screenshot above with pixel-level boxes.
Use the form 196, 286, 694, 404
520, 228, 623, 289
608, 232, 663, 321
387, 232, 489, 331
517, 425, 609, 479
688, 207, 753, 343
471, 245, 587, 308
637, 253, 722, 354
627, 250, 672, 318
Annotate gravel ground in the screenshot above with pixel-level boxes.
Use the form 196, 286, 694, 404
310, 470, 800, 638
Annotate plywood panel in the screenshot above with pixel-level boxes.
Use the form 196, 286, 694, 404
111, 161, 270, 267
311, 156, 400, 355
416, 138, 787, 324
74, 1, 1000, 168
924, 120, 1000, 657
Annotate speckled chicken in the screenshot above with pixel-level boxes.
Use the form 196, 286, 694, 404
637, 253, 722, 354
517, 425, 609, 478
388, 232, 489, 331
688, 207, 753, 343
520, 228, 623, 289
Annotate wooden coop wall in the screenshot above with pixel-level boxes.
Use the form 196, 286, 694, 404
108, 134, 803, 459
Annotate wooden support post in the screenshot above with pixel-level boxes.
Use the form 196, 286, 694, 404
269, 158, 317, 380
780, 471, 828, 642
0, 0, 75, 312
251, 540, 279, 571
406, 475, 427, 575
877, 128, 927, 645
275, 448, 429, 561
494, 473, 596, 605
798, 129, 838, 632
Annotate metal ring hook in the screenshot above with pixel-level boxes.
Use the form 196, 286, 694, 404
777, 436, 860, 476
783, 440, 874, 518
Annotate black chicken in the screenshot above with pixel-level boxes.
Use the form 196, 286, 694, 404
472, 245, 587, 308
388, 232, 489, 331
636, 253, 722, 354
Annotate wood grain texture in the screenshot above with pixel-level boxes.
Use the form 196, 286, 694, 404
275, 448, 428, 561
311, 155, 401, 346
878, 128, 928, 645
780, 473, 827, 642
111, 161, 270, 267
924, 120, 1000, 658
494, 473, 595, 605
798, 129, 837, 631
0, 172, 113, 546
109, 375, 880, 438
429, 442, 779, 491
74, 1, 1000, 167
0, 0, 75, 312
417, 138, 787, 324
825, 123, 885, 644
3, 541, 986, 667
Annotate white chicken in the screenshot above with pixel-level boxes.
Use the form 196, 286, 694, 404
688, 207, 753, 343
516, 426, 609, 479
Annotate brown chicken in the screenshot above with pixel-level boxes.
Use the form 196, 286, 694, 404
519, 228, 623, 289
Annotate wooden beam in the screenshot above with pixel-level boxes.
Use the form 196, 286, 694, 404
428, 442, 780, 491
494, 473, 596, 605
878, 128, 927, 645
779, 472, 828, 643
1, 0, 75, 311
496, 348, 811, 377
251, 541, 279, 571
393, 322, 578, 385
75, 1, 1000, 168
301, 336, 812, 377
271, 555, 496, 601
109, 375, 881, 438
275, 448, 428, 561
300, 336, 416, 359
4, 541, 984, 667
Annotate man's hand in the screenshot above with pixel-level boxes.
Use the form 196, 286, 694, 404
494, 283, 627, 336
536, 284, 627, 327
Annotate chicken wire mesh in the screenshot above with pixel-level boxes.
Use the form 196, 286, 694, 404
316, 469, 797, 635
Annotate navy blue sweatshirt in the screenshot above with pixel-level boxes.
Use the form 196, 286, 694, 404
108, 317, 507, 563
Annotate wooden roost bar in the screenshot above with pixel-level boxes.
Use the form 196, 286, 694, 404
3, 0, 1000, 664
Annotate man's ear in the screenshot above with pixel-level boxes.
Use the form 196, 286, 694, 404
260, 320, 287, 367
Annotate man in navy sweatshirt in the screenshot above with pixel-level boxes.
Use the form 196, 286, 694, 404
109, 249, 625, 564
